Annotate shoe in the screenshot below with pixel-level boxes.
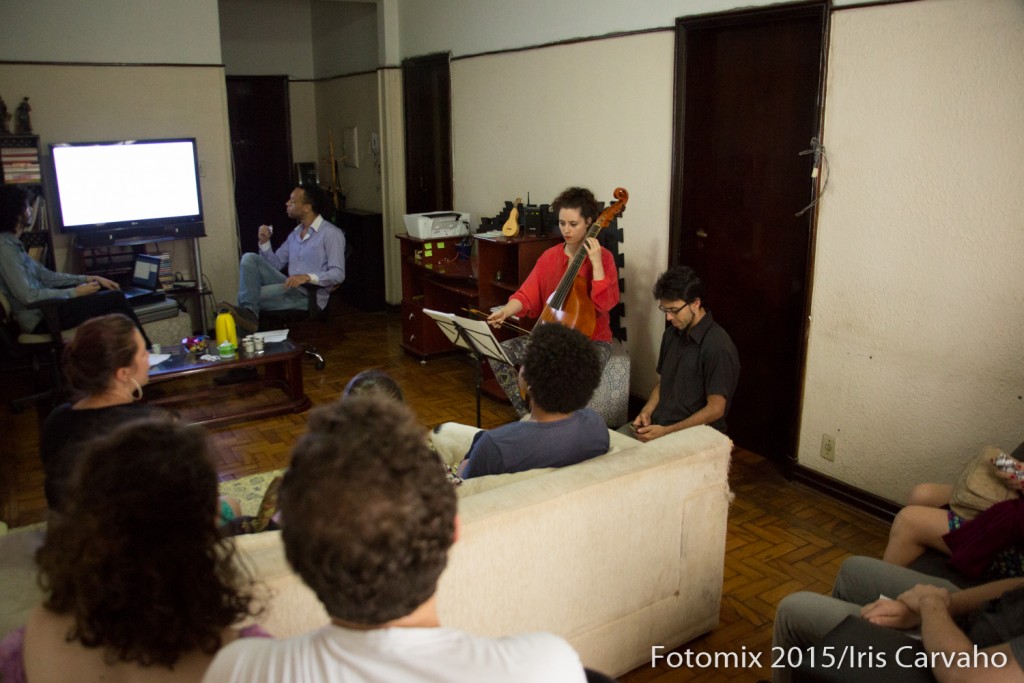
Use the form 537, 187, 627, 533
219, 301, 259, 334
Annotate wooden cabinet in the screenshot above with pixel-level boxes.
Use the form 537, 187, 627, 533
396, 233, 559, 359
337, 209, 385, 311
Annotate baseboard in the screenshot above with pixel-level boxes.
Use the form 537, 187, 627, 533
788, 464, 901, 523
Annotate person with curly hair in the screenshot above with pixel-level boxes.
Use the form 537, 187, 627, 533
486, 186, 620, 415
205, 395, 587, 682
342, 367, 405, 402
0, 418, 265, 683
626, 266, 740, 442
457, 323, 608, 479
0, 185, 150, 344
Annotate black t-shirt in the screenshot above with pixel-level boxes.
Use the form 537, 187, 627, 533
40, 402, 164, 513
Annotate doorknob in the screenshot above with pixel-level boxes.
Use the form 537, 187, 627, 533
696, 228, 708, 238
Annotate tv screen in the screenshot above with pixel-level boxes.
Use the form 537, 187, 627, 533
49, 138, 204, 234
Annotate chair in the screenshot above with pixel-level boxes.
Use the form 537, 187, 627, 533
587, 338, 630, 428
0, 291, 76, 412
257, 283, 339, 371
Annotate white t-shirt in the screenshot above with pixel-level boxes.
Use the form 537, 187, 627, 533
203, 624, 587, 683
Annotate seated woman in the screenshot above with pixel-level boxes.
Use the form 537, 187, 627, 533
40, 313, 163, 517
457, 323, 608, 478
0, 185, 150, 345
883, 441, 1024, 578
0, 418, 265, 683
486, 187, 620, 416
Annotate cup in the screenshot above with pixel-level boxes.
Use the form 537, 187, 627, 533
242, 338, 255, 355
253, 336, 266, 354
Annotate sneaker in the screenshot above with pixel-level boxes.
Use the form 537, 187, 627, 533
219, 301, 259, 334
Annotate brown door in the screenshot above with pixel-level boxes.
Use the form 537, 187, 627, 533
671, 4, 826, 462
226, 76, 293, 255
402, 53, 453, 214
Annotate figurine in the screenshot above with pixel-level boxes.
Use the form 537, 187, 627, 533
0, 95, 10, 135
15, 97, 31, 134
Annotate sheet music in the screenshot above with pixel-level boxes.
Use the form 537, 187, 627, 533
423, 309, 514, 365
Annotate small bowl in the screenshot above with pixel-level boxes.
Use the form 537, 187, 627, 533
182, 335, 209, 354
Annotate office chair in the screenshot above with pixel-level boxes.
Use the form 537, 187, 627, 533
258, 283, 339, 371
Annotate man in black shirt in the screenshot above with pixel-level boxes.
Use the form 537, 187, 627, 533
626, 266, 739, 441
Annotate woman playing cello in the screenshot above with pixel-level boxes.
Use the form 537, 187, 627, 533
487, 186, 620, 415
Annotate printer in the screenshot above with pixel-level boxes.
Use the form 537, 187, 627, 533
403, 211, 472, 240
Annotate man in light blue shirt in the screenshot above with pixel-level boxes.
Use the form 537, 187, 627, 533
221, 184, 346, 333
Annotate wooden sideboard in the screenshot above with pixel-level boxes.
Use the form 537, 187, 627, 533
397, 233, 560, 359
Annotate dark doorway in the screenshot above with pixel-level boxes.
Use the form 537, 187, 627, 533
226, 76, 293, 255
402, 53, 453, 214
670, 4, 826, 462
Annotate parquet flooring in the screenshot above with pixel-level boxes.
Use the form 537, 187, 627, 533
0, 304, 892, 681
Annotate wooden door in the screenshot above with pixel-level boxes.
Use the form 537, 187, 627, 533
671, 4, 826, 462
226, 76, 293, 255
402, 53, 453, 214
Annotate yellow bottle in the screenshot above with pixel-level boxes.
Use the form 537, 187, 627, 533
215, 309, 238, 349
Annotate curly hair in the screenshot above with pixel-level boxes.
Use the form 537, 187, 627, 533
551, 186, 599, 224
281, 395, 455, 625
342, 369, 404, 403
36, 418, 255, 668
653, 266, 705, 305
522, 323, 601, 414
0, 184, 28, 233
62, 314, 139, 397
297, 184, 330, 219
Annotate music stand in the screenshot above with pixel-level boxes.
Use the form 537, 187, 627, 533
424, 309, 514, 427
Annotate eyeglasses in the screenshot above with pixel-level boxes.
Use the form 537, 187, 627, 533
658, 302, 689, 315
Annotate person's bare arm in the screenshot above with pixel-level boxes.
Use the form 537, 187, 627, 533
634, 394, 726, 443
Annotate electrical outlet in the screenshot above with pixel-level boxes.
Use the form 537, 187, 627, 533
820, 434, 836, 462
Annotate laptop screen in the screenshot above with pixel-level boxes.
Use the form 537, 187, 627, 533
132, 254, 162, 290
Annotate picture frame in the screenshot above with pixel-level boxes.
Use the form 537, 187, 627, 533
342, 126, 359, 168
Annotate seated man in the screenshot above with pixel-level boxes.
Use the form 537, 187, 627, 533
625, 265, 739, 442
0, 185, 150, 346
204, 395, 587, 682
772, 555, 1024, 683
458, 323, 608, 479
220, 184, 345, 333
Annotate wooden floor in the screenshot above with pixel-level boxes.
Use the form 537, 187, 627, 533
0, 304, 891, 681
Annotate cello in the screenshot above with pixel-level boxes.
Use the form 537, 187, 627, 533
538, 187, 628, 338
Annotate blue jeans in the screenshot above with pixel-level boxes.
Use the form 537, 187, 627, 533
237, 252, 309, 316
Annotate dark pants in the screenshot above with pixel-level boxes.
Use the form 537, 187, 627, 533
32, 290, 152, 347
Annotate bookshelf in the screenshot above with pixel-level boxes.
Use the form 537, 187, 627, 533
1, 134, 54, 269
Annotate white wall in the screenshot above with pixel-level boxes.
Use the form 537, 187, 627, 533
797, 0, 1024, 501
315, 73, 383, 213
397, 0, 798, 59
451, 34, 675, 391
312, 1, 379, 76
0, 0, 221, 64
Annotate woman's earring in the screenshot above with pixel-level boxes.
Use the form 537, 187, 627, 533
130, 377, 144, 401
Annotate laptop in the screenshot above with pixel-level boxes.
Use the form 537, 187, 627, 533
122, 254, 166, 306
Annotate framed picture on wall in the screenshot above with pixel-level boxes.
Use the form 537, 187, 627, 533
295, 162, 318, 187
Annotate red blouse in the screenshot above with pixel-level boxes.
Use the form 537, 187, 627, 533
510, 244, 620, 342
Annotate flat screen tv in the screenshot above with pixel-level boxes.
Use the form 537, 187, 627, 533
49, 138, 204, 237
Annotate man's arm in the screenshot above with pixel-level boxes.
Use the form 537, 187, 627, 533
918, 595, 1022, 683
632, 381, 660, 429
634, 394, 726, 443
0, 242, 82, 305
314, 226, 346, 288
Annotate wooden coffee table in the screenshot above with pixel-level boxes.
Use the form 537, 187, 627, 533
146, 340, 311, 427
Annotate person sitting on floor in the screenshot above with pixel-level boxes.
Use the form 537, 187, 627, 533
457, 323, 608, 479
342, 368, 405, 402
219, 184, 345, 334
203, 395, 587, 682
771, 555, 1024, 683
883, 441, 1024, 579
0, 418, 266, 683
0, 185, 150, 345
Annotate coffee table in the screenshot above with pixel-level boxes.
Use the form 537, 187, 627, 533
146, 340, 311, 427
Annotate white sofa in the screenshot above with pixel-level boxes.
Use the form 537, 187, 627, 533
229, 425, 733, 676
0, 426, 732, 677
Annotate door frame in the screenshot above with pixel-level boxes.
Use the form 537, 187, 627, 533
668, 1, 830, 466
